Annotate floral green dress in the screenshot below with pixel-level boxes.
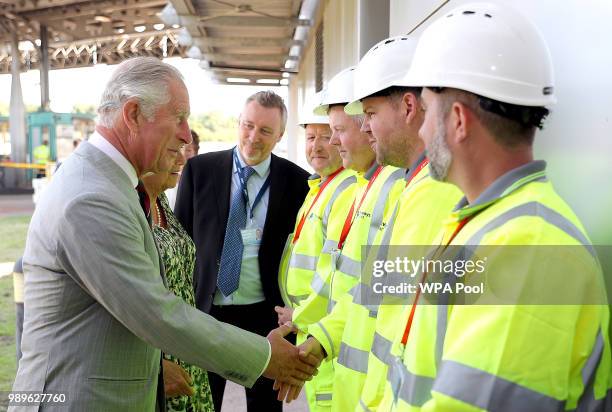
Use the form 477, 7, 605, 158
153, 193, 214, 412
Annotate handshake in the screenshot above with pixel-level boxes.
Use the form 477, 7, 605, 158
261, 306, 326, 403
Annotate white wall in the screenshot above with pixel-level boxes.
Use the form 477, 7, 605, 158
390, 0, 612, 243
289, 0, 361, 171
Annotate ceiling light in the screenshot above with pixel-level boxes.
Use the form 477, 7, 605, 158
172, 24, 181, 29
177, 27, 193, 46
227, 78, 251, 83
153, 23, 165, 30
282, 72, 290, 78
159, 3, 180, 26
280, 79, 289, 86
186, 45, 202, 59
134, 25, 146, 33
256, 79, 280, 85
115, 28, 125, 34
94, 14, 112, 23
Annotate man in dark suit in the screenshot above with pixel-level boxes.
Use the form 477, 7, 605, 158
175, 91, 310, 412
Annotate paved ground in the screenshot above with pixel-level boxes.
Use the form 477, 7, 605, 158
221, 381, 308, 412
0, 194, 34, 218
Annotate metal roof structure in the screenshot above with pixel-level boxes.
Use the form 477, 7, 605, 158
0, 0, 187, 74
0, 0, 321, 84
165, 0, 320, 85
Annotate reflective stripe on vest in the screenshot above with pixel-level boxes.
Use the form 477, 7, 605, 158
316, 393, 333, 401
365, 168, 405, 248
464, 201, 595, 256
432, 360, 565, 412
314, 321, 336, 359
371, 332, 394, 366
336, 254, 362, 278
289, 253, 318, 272
310, 271, 329, 297
574, 330, 608, 412
322, 176, 357, 230
359, 399, 373, 412
338, 342, 369, 373
322, 238, 336, 254
388, 358, 434, 407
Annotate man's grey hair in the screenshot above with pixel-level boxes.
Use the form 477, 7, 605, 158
245, 91, 288, 134
97, 57, 184, 128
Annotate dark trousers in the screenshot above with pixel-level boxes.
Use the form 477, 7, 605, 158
209, 301, 282, 412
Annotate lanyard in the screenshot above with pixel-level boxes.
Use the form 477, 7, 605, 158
405, 158, 429, 188
399, 216, 471, 351
337, 165, 383, 250
233, 152, 271, 220
293, 167, 344, 244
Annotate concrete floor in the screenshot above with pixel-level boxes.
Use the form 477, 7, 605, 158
221, 380, 308, 412
0, 194, 35, 218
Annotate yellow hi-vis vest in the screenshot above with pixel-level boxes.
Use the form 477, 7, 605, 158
33, 144, 50, 164
278, 167, 356, 411
357, 159, 462, 411
302, 164, 406, 412
279, 168, 357, 308
378, 160, 611, 412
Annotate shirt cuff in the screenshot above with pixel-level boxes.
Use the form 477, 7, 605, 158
258, 338, 272, 378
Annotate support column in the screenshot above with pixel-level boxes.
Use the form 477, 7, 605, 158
286, 76, 299, 163
39, 24, 50, 111
9, 32, 27, 188
358, 0, 390, 58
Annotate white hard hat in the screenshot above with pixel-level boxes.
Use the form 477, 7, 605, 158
344, 36, 419, 115
399, 2, 555, 107
299, 92, 329, 127
313, 66, 356, 115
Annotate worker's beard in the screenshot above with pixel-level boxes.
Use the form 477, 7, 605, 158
427, 117, 452, 182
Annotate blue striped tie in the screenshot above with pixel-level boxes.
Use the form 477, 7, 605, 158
217, 166, 256, 296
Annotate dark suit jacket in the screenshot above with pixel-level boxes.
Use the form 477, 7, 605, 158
175, 148, 310, 313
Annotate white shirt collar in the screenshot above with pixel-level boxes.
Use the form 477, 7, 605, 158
234, 146, 271, 177
88, 131, 139, 188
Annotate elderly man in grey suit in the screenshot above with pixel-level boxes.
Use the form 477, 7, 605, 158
10, 57, 319, 412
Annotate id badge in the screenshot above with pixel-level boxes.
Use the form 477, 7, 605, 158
241, 228, 262, 259
390, 355, 407, 405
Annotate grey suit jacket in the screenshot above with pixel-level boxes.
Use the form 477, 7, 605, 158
11, 142, 270, 412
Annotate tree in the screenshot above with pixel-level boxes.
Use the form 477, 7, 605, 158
189, 111, 238, 142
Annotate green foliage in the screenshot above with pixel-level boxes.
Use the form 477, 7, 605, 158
0, 103, 38, 116
0, 215, 30, 262
189, 111, 238, 142
0, 276, 16, 395
72, 104, 97, 115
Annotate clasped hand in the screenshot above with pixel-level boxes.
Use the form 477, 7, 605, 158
272, 333, 325, 403
263, 324, 324, 403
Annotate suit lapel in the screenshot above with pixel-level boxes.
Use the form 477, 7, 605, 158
213, 149, 234, 227
263, 154, 287, 233
83, 142, 167, 285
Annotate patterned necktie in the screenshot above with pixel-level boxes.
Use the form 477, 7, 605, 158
217, 165, 256, 296
136, 181, 152, 227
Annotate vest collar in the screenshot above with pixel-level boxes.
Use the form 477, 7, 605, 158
454, 160, 547, 220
